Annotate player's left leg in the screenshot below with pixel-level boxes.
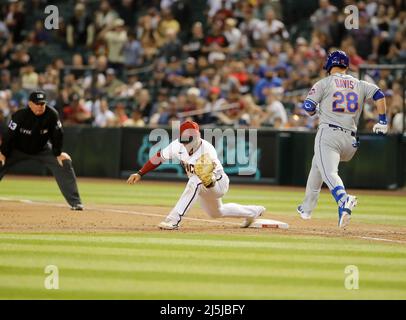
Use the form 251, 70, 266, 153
199, 175, 265, 227
314, 128, 357, 227
37, 150, 83, 210
298, 155, 323, 220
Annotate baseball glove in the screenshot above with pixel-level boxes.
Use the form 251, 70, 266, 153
194, 153, 216, 187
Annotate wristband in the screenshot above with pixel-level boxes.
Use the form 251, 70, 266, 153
378, 114, 387, 124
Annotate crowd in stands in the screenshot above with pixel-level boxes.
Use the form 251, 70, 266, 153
0, 0, 405, 136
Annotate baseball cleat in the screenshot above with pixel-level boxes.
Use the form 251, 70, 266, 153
297, 205, 311, 220
158, 218, 179, 230
71, 204, 84, 211
241, 206, 266, 228
338, 195, 357, 228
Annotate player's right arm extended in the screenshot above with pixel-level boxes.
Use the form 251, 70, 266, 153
127, 152, 164, 184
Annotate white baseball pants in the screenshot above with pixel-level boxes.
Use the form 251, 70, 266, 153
166, 174, 262, 226
301, 124, 358, 213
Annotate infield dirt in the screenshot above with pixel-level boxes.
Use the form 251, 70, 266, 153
1, 200, 405, 244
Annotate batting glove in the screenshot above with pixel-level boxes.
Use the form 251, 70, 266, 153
373, 121, 388, 135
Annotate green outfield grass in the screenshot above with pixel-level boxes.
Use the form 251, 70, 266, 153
0, 177, 406, 299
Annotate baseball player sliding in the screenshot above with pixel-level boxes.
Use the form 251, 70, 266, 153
298, 50, 388, 228
127, 120, 265, 229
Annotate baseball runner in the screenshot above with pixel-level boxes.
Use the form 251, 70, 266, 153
127, 120, 265, 229
0, 91, 83, 210
297, 50, 388, 228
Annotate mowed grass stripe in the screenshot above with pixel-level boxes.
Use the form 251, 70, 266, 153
0, 275, 405, 300
1, 260, 405, 287
1, 234, 405, 255
0, 268, 406, 293
0, 266, 362, 287
1, 243, 406, 268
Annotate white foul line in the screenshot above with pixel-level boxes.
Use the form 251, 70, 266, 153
0, 197, 240, 226
357, 236, 406, 245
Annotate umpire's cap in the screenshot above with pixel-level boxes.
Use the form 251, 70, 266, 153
323, 50, 349, 73
29, 90, 47, 104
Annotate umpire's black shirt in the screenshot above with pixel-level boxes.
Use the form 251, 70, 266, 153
0, 106, 63, 157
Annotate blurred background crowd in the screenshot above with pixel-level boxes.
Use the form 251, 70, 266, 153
0, 0, 405, 136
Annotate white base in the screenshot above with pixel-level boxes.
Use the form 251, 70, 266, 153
248, 218, 289, 229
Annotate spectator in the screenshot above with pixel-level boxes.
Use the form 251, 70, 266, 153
8, 44, 30, 77
258, 8, 289, 53
98, 18, 128, 73
114, 102, 129, 125
0, 70, 11, 90
328, 10, 347, 49
229, 61, 250, 94
116, 0, 137, 28
134, 89, 153, 122
253, 67, 283, 105
238, 2, 263, 48
264, 88, 288, 128
5, 0, 25, 42
240, 94, 267, 127
33, 19, 51, 45
123, 31, 143, 69
349, 11, 379, 59
347, 46, 365, 71
183, 87, 201, 113
392, 112, 404, 133
157, 8, 180, 40
84, 55, 108, 91
159, 28, 183, 62
149, 101, 169, 126
310, 0, 338, 35
63, 93, 92, 125
104, 68, 125, 98
150, 97, 179, 125
183, 22, 205, 59
21, 65, 39, 91
223, 18, 242, 53
66, 3, 95, 50
93, 98, 116, 127
216, 89, 245, 126
95, 0, 119, 31
137, 14, 162, 61
203, 19, 229, 54
123, 109, 146, 127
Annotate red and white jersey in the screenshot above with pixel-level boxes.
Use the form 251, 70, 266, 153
161, 138, 224, 178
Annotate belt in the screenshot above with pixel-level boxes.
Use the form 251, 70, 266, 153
328, 124, 356, 137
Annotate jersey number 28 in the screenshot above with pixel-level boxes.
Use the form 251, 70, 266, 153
332, 92, 358, 113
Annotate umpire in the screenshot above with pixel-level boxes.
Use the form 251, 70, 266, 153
0, 90, 83, 210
